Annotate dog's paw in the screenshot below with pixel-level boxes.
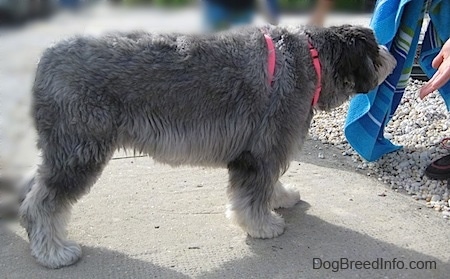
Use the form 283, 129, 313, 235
227, 207, 285, 239
246, 212, 286, 239
271, 182, 301, 209
32, 240, 82, 269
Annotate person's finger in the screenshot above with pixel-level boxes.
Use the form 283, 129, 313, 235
432, 53, 444, 69
419, 75, 439, 99
427, 69, 450, 90
420, 86, 435, 99
420, 68, 450, 99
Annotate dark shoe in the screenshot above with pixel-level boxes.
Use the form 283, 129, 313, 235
425, 154, 450, 180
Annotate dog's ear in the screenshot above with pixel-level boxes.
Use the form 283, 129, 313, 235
333, 26, 381, 93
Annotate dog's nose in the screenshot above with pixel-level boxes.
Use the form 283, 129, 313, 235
378, 45, 388, 52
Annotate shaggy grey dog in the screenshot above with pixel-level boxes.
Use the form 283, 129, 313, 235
19, 24, 396, 268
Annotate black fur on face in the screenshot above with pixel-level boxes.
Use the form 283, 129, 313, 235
308, 25, 384, 93
303, 24, 396, 111
330, 25, 384, 93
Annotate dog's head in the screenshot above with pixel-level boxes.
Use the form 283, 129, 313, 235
307, 25, 396, 111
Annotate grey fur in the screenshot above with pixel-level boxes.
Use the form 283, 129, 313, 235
20, 24, 395, 268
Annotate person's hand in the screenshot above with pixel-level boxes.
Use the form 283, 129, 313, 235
420, 38, 450, 99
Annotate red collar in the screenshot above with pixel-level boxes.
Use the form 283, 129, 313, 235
308, 41, 322, 107
263, 34, 322, 107
263, 34, 276, 85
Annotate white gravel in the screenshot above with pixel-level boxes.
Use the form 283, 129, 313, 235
309, 79, 450, 218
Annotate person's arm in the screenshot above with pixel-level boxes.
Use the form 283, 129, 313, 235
420, 38, 450, 99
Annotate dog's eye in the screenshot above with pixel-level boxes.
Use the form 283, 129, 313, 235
343, 78, 355, 88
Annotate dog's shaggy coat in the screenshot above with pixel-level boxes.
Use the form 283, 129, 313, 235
19, 25, 396, 268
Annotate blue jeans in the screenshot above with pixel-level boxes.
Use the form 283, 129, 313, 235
203, 1, 254, 31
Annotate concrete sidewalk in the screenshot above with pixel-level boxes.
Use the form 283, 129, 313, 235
0, 4, 449, 279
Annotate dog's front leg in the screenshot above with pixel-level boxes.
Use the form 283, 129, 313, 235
226, 152, 285, 238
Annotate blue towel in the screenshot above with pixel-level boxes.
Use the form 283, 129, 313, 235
344, 0, 450, 162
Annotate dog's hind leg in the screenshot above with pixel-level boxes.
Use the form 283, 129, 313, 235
271, 181, 301, 209
20, 138, 113, 268
226, 152, 285, 238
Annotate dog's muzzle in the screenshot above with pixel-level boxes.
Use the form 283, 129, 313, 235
376, 45, 397, 85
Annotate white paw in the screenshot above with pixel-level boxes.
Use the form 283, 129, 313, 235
271, 182, 301, 209
227, 207, 285, 239
246, 212, 285, 239
32, 240, 82, 269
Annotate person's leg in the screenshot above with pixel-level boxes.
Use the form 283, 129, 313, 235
203, 1, 231, 31
260, 0, 279, 25
310, 0, 334, 26
230, 9, 254, 27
